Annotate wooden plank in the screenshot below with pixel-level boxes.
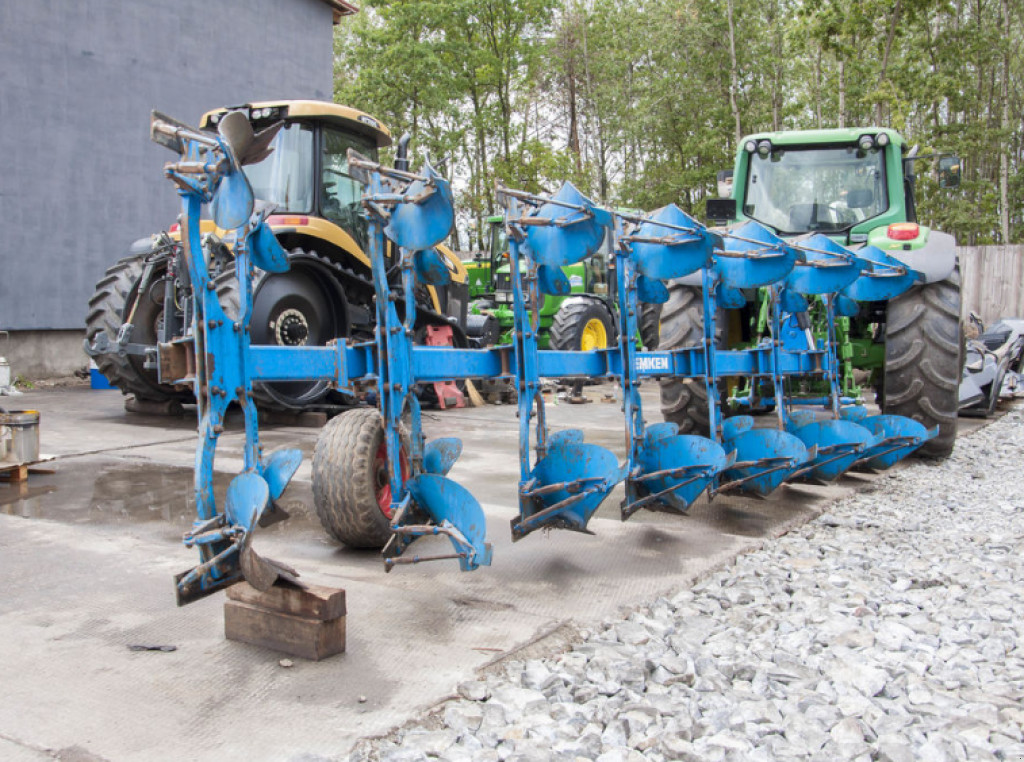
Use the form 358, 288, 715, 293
224, 600, 346, 661
227, 580, 346, 621
0, 464, 29, 482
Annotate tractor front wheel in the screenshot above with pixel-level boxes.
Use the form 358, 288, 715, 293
883, 268, 964, 458
549, 299, 616, 352
217, 248, 350, 410
312, 408, 410, 549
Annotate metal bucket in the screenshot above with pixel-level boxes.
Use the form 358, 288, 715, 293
0, 410, 40, 463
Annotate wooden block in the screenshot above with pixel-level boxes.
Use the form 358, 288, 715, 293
224, 600, 346, 661
227, 581, 346, 621
0, 464, 28, 482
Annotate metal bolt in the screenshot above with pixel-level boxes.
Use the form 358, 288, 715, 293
212, 424, 224, 434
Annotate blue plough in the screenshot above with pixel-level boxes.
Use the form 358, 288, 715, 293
149, 112, 936, 604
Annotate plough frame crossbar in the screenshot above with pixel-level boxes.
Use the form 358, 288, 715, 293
150, 111, 937, 600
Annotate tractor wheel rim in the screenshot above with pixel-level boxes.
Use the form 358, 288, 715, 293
581, 318, 608, 351
374, 441, 409, 518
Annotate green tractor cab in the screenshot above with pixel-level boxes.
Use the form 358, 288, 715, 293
660, 128, 964, 458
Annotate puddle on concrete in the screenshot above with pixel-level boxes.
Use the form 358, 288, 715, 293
0, 461, 321, 539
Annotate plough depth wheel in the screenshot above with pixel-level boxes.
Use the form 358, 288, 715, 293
312, 408, 409, 549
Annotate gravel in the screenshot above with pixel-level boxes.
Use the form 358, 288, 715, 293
350, 406, 1024, 762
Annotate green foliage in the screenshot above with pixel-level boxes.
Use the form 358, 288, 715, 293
335, 0, 1024, 245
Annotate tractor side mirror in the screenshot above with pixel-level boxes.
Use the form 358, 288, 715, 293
938, 156, 962, 189
716, 169, 734, 199
706, 198, 736, 225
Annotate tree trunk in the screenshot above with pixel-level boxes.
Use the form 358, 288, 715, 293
876, 0, 903, 125
726, 0, 742, 143
839, 58, 846, 128
999, 0, 1010, 242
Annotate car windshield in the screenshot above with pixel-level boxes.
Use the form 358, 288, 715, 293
244, 123, 314, 213
742, 145, 888, 234
321, 128, 378, 250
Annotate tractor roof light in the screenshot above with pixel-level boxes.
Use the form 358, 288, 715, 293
876, 132, 890, 147
744, 140, 758, 154
757, 140, 772, 157
858, 134, 876, 151
887, 222, 920, 241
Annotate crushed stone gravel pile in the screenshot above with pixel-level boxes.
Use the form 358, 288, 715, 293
351, 406, 1024, 762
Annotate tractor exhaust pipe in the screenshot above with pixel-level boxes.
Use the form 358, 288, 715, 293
394, 132, 412, 172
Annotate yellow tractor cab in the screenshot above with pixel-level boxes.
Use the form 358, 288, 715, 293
87, 100, 470, 411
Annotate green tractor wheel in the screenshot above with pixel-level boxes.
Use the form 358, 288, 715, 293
549, 298, 616, 352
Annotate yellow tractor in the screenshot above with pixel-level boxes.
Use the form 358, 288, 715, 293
86, 100, 471, 410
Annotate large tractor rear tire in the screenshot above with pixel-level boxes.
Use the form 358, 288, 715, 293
217, 249, 350, 410
883, 268, 963, 458
657, 284, 713, 435
640, 302, 662, 350
85, 255, 185, 402
312, 408, 408, 549
549, 298, 616, 351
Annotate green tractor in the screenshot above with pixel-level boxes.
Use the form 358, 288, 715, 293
465, 216, 619, 352
657, 128, 964, 458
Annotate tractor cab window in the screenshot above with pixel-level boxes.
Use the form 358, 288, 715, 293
586, 228, 614, 296
243, 123, 314, 213
321, 128, 378, 250
742, 145, 888, 234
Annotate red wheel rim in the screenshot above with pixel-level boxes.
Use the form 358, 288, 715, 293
374, 441, 409, 518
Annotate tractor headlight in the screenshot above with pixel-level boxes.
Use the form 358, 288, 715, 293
757, 140, 772, 157
744, 140, 757, 154
876, 132, 890, 147
858, 134, 875, 151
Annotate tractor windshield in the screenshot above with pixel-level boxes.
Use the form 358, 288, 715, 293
742, 145, 888, 235
321, 127, 378, 250
243, 123, 314, 213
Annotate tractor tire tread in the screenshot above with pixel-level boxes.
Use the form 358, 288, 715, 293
658, 284, 718, 436
549, 298, 617, 352
884, 267, 963, 458
312, 408, 393, 549
85, 254, 181, 402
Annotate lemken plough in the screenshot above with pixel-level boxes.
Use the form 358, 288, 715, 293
148, 111, 937, 604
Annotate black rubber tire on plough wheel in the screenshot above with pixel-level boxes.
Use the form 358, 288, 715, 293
883, 266, 964, 459
312, 408, 408, 549
85, 254, 185, 403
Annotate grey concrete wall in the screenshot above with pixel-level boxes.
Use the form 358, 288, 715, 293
2, 330, 88, 380
0, 0, 335, 333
